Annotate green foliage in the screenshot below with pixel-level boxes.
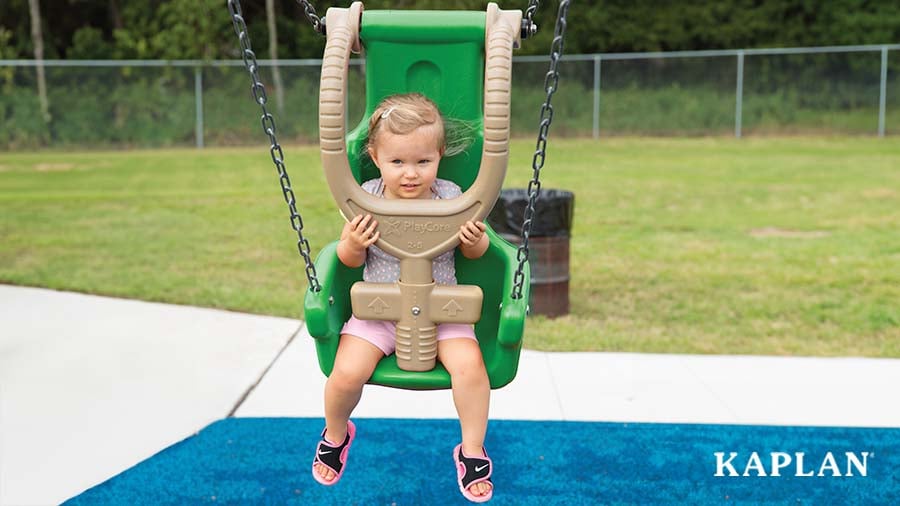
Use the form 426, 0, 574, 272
0, 27, 15, 92
564, 0, 900, 54
1, 1, 898, 148
105, 0, 234, 60
155, 0, 235, 60
1, 1, 899, 60
0, 88, 51, 148
69, 27, 115, 60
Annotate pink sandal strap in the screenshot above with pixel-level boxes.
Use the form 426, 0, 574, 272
454, 444, 493, 502
312, 420, 356, 485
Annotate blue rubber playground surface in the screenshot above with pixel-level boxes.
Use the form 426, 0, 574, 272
67, 418, 899, 505
3, 285, 900, 504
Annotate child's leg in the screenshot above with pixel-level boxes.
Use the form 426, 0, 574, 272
438, 337, 492, 498
315, 333, 383, 483
324, 333, 384, 441
438, 338, 490, 452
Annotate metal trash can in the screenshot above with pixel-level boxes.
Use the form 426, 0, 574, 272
487, 189, 574, 317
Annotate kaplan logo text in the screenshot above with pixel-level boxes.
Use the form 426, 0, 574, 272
713, 451, 870, 477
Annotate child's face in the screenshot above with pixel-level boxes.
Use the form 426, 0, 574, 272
369, 125, 442, 200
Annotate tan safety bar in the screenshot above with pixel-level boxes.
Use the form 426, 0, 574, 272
319, 2, 522, 371
350, 280, 484, 367
319, 2, 521, 262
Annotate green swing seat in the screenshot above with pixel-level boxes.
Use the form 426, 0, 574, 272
304, 7, 530, 390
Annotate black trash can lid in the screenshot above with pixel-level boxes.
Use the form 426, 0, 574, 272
487, 189, 574, 238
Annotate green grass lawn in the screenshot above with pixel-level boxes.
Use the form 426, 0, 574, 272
1, 137, 898, 357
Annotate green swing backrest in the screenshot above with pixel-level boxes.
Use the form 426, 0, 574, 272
346, 10, 485, 190
304, 9, 529, 390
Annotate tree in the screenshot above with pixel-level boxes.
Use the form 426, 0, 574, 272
267, 0, 285, 114
28, 0, 51, 123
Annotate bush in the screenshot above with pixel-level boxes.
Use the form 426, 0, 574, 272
1, 58, 896, 150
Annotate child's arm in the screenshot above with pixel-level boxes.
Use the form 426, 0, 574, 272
459, 220, 489, 259
337, 214, 380, 268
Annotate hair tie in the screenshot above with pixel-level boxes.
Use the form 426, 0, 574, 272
380, 107, 395, 120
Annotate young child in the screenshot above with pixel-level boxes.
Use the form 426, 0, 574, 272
311, 93, 495, 502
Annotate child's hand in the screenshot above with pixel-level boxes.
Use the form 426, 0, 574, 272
459, 220, 488, 259
337, 214, 379, 268
459, 220, 486, 247
342, 214, 380, 251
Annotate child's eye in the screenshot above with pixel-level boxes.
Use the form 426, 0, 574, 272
391, 159, 402, 165
418, 159, 431, 164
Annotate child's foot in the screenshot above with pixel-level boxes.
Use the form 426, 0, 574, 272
312, 427, 344, 482
468, 479, 493, 499
453, 444, 494, 502
312, 421, 356, 486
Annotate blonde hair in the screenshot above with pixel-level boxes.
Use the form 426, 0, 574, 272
366, 93, 475, 159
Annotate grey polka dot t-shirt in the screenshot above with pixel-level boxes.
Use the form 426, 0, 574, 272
361, 178, 461, 285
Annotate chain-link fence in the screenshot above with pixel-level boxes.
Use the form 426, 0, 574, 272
1, 44, 897, 150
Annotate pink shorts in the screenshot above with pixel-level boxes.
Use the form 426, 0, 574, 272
341, 315, 477, 356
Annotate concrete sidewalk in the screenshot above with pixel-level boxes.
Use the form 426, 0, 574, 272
2, 285, 898, 505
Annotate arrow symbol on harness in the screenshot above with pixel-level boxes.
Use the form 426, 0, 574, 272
442, 300, 463, 317
368, 297, 390, 315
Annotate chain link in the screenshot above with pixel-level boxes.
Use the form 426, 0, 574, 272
512, 0, 570, 300
295, 0, 326, 35
524, 0, 540, 25
522, 0, 540, 39
228, 0, 321, 292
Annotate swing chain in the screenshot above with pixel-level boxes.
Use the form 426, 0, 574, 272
227, 0, 322, 293
522, 0, 540, 39
295, 0, 326, 36
512, 0, 569, 301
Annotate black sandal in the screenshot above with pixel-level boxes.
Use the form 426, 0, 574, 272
453, 444, 494, 502
311, 420, 356, 486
